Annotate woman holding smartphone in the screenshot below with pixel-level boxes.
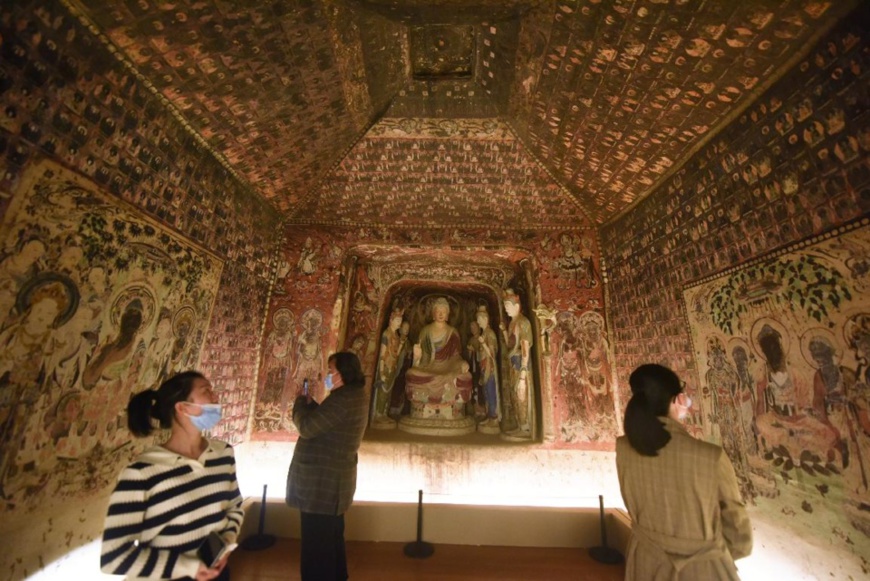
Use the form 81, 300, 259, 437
286, 351, 369, 581
101, 371, 244, 580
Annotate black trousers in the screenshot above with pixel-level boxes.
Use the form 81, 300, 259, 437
300, 512, 348, 581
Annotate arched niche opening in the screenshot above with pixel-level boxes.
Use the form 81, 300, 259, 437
337, 246, 542, 444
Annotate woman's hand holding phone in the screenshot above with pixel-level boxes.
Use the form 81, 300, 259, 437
195, 557, 228, 581
196, 531, 236, 579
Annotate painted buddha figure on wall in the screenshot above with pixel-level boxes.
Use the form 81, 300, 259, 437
403, 297, 473, 423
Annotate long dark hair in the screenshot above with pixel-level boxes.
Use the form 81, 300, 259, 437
329, 351, 365, 387
624, 364, 682, 456
127, 371, 205, 436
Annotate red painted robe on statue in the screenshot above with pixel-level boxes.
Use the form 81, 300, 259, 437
405, 325, 473, 404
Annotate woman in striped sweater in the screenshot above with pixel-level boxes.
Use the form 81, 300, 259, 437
101, 371, 244, 580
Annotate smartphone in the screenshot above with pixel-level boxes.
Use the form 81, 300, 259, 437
302, 378, 309, 396
197, 531, 237, 568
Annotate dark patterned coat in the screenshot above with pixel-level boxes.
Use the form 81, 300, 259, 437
285, 382, 368, 515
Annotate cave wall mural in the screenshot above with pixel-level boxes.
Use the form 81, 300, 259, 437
600, 11, 870, 576
0, 160, 226, 558
253, 224, 615, 448
0, 2, 280, 577
0, 0, 281, 453
683, 220, 870, 562
0, 159, 275, 581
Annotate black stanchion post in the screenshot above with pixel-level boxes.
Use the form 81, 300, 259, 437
403, 489, 434, 558
588, 494, 624, 565
241, 484, 277, 551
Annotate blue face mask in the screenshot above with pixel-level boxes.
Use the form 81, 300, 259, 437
185, 403, 222, 431
324, 373, 334, 391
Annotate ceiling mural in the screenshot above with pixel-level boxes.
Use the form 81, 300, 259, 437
70, 0, 405, 211
506, 0, 859, 223
292, 117, 592, 228
356, 0, 541, 24
59, 0, 859, 227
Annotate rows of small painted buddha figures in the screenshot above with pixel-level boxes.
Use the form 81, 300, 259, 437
369, 289, 535, 440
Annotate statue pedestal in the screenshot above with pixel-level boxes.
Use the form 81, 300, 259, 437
500, 428, 531, 442
398, 401, 475, 436
398, 414, 476, 436
370, 416, 397, 430
409, 400, 464, 420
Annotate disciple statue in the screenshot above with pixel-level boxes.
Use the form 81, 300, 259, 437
404, 297, 473, 418
389, 321, 412, 417
372, 308, 408, 427
500, 289, 534, 438
466, 319, 481, 413
473, 305, 500, 432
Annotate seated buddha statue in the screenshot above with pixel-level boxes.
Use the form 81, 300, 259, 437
404, 297, 473, 418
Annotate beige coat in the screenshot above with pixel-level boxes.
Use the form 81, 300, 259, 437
616, 417, 752, 580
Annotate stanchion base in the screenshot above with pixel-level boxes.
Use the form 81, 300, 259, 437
240, 534, 277, 551
403, 541, 435, 559
588, 545, 624, 565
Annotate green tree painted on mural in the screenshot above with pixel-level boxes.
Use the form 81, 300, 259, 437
78, 210, 209, 289
709, 256, 852, 334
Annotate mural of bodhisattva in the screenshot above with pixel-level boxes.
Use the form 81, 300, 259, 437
683, 220, 870, 558
0, 160, 223, 511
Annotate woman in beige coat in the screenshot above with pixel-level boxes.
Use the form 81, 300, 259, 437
616, 364, 752, 580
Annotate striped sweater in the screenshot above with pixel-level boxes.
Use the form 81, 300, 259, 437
101, 439, 244, 580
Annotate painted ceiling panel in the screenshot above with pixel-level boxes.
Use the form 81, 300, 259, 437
355, 0, 541, 24
73, 0, 404, 211
66, 0, 859, 227
291, 118, 592, 229
507, 0, 858, 223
